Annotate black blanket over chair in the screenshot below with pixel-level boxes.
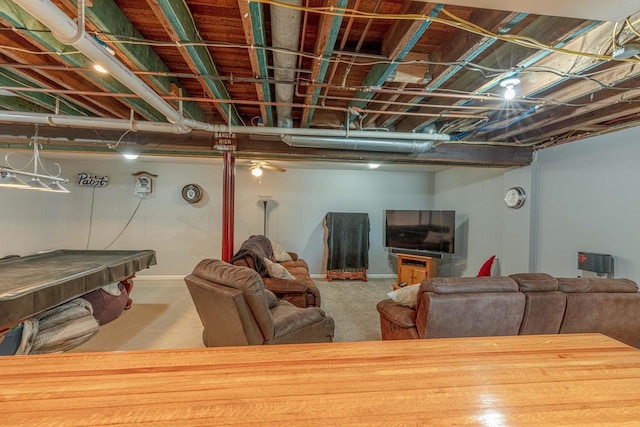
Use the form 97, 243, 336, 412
325, 212, 369, 281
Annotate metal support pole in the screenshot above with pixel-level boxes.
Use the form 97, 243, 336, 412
221, 151, 235, 262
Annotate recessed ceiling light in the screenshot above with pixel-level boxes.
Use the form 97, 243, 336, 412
94, 64, 108, 74
122, 153, 139, 160
368, 163, 381, 169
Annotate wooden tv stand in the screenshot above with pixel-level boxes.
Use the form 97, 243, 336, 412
396, 253, 439, 285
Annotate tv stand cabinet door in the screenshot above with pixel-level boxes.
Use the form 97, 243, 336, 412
397, 254, 439, 284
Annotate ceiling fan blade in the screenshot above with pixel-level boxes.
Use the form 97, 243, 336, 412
262, 164, 286, 173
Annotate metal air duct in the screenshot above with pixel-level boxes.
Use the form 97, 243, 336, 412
282, 135, 436, 154
270, 0, 302, 128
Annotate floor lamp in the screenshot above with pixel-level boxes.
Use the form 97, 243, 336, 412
258, 195, 272, 236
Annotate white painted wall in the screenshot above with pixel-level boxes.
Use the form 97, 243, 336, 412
1, 152, 435, 276
4, 126, 638, 281
535, 127, 640, 280
434, 167, 506, 276
433, 126, 640, 282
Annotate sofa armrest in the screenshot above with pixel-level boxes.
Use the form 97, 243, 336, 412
263, 277, 308, 295
271, 304, 328, 339
376, 299, 417, 328
286, 251, 299, 261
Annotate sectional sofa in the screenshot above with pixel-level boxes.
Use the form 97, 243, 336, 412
377, 273, 640, 348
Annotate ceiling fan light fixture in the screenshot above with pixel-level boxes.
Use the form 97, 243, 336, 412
251, 166, 263, 177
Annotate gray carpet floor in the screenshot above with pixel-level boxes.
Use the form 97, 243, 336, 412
316, 278, 393, 342
71, 277, 394, 352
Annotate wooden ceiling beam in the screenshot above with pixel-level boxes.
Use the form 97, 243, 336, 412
237, 0, 273, 127
147, 0, 241, 125
0, 32, 125, 118
236, 138, 533, 167
299, 0, 347, 128
58, 0, 205, 122
0, 2, 164, 121
347, 2, 442, 118
511, 87, 640, 144
377, 9, 525, 129
394, 16, 595, 133
476, 19, 640, 140
482, 64, 640, 141
0, 69, 91, 115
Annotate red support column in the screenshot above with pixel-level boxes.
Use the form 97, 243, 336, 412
221, 151, 235, 262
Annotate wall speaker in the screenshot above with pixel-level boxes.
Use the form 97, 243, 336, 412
577, 252, 612, 274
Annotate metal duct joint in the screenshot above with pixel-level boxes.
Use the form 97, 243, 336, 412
271, 0, 302, 128
282, 135, 436, 154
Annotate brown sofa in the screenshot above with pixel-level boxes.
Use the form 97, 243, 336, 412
185, 259, 334, 347
377, 273, 640, 348
231, 235, 320, 308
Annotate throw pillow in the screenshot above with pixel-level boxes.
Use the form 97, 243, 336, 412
263, 257, 295, 280
270, 239, 293, 262
387, 283, 420, 308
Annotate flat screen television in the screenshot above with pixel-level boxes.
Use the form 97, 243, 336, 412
385, 210, 455, 254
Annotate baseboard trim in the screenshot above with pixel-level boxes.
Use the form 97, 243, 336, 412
310, 273, 395, 279
134, 275, 185, 281
137, 274, 396, 281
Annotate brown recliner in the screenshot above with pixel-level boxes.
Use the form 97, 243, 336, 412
231, 235, 321, 308
185, 259, 334, 347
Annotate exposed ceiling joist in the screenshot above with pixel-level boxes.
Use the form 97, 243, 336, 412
0, 0, 638, 166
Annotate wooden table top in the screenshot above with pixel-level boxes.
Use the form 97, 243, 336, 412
2, 333, 640, 426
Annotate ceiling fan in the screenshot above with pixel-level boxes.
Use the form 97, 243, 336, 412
247, 161, 286, 177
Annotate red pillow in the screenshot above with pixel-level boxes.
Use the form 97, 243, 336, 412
477, 255, 496, 277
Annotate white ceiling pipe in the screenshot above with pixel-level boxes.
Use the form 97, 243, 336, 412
0, 111, 190, 133
270, 0, 302, 128
0, 110, 450, 141
12, 0, 188, 127
282, 135, 435, 154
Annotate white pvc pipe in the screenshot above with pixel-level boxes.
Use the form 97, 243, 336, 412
12, 0, 185, 125
0, 111, 190, 133
0, 110, 450, 141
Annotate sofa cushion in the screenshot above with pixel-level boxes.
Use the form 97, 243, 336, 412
558, 278, 638, 293
421, 276, 518, 294
387, 284, 420, 308
263, 258, 295, 280
510, 273, 558, 292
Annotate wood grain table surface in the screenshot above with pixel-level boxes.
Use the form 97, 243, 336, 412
1, 333, 639, 426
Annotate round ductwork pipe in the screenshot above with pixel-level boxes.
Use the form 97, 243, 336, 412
282, 135, 436, 154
